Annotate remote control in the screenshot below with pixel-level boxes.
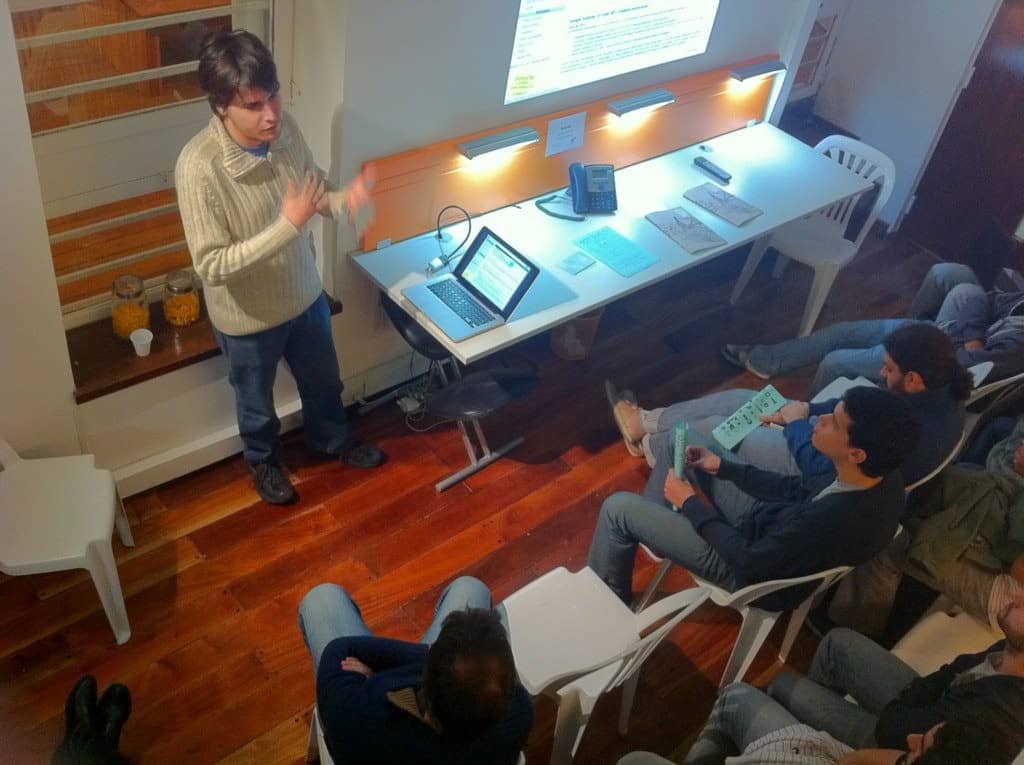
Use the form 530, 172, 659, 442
694, 156, 732, 183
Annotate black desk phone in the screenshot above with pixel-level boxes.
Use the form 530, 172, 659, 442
569, 162, 617, 215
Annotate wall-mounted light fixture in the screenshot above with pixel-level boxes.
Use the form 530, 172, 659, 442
729, 59, 786, 82
458, 126, 540, 159
607, 88, 676, 117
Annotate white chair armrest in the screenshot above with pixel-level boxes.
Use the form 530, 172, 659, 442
703, 566, 852, 611
635, 587, 710, 631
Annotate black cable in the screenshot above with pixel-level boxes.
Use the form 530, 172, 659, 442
535, 194, 584, 222
428, 204, 472, 273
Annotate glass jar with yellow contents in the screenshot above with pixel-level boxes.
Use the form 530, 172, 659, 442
111, 274, 150, 339
162, 269, 201, 328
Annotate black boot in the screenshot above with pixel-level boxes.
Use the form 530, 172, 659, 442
97, 683, 132, 752
53, 675, 98, 764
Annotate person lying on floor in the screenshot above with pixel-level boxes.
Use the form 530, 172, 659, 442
827, 413, 1024, 637
588, 386, 918, 607
722, 262, 1024, 395
609, 324, 966, 492
766, 618, 1024, 756
617, 683, 1021, 764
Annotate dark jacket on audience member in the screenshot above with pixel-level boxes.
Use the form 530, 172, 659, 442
784, 386, 964, 489
316, 635, 534, 765
680, 461, 905, 611
876, 640, 1024, 751
944, 284, 1024, 379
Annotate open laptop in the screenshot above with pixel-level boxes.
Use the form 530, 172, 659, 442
402, 226, 540, 342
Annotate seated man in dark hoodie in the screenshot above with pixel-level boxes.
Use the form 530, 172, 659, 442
588, 386, 919, 608
610, 323, 968, 493
298, 576, 533, 765
767, 592, 1024, 753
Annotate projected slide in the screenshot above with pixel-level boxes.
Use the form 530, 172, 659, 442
504, 0, 721, 105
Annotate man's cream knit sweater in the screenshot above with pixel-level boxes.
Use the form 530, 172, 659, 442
175, 112, 325, 336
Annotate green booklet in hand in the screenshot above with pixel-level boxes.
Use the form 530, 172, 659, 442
712, 385, 787, 450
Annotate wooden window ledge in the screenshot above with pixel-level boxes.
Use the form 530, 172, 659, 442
67, 295, 343, 404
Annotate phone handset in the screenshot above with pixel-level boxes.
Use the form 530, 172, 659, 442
569, 162, 590, 214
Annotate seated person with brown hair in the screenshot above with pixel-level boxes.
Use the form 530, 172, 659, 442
588, 387, 918, 609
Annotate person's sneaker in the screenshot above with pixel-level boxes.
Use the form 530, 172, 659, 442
251, 462, 298, 505
721, 344, 771, 380
339, 440, 386, 468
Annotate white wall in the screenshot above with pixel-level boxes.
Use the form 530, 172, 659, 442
814, 0, 1001, 228
0, 1, 79, 457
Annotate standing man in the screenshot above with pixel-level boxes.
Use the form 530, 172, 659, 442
176, 30, 383, 504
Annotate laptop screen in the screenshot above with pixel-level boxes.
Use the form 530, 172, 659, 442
459, 230, 534, 312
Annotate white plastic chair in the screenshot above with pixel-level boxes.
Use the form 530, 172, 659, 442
307, 706, 528, 764
502, 566, 710, 765
891, 609, 1000, 676
730, 135, 896, 336
634, 552, 850, 688
0, 437, 133, 644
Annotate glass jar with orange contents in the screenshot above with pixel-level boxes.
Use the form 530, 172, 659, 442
162, 269, 201, 328
111, 274, 150, 339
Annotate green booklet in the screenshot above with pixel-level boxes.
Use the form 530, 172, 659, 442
712, 385, 788, 450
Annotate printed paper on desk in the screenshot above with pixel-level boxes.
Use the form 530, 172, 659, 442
546, 111, 587, 157
559, 250, 596, 275
646, 207, 726, 253
575, 227, 658, 278
684, 182, 763, 227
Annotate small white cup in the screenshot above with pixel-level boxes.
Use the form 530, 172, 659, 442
129, 328, 153, 357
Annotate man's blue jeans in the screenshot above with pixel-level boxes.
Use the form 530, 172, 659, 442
745, 262, 982, 394
298, 576, 495, 673
215, 293, 350, 465
766, 627, 919, 748
684, 682, 808, 763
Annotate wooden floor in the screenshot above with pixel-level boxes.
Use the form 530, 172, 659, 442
0, 235, 939, 764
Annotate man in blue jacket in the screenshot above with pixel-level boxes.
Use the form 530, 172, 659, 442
723, 262, 1024, 393
588, 386, 919, 608
299, 577, 533, 764
610, 323, 968, 493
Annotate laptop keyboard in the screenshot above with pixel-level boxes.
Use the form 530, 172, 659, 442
427, 280, 493, 327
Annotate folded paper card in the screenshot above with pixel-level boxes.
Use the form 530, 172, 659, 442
684, 182, 763, 227
646, 207, 726, 253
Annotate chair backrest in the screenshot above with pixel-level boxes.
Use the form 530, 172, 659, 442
540, 587, 710, 696
814, 135, 896, 249
0, 437, 20, 471
968, 368, 1024, 406
697, 566, 852, 613
904, 427, 967, 493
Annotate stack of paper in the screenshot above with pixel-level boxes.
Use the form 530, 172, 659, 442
684, 182, 764, 226
646, 207, 726, 254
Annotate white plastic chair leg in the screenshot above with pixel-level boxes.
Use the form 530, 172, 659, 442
634, 559, 673, 612
777, 598, 813, 664
114, 495, 135, 548
551, 686, 597, 765
85, 541, 131, 645
729, 237, 771, 305
617, 670, 641, 736
307, 712, 320, 763
719, 607, 778, 688
771, 254, 789, 279
798, 265, 840, 336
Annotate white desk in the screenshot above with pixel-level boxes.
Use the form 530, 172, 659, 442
354, 122, 873, 365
